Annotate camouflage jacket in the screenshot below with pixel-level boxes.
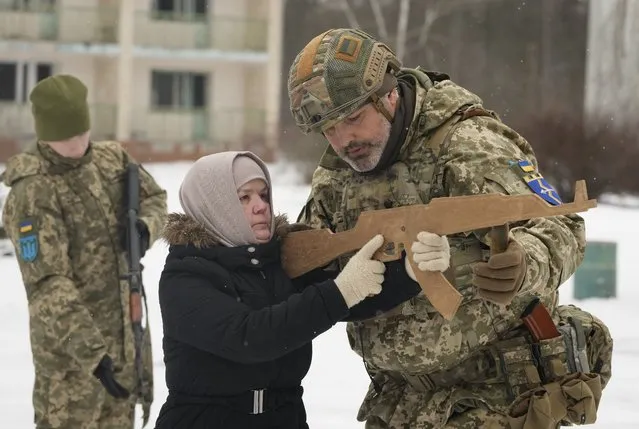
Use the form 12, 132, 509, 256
1, 141, 167, 398
299, 68, 587, 426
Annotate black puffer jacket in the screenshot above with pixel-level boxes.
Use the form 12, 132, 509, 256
154, 213, 420, 429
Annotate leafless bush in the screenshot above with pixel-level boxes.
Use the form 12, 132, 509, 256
517, 111, 639, 200
276, 125, 328, 183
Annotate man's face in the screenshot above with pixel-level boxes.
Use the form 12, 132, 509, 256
322, 91, 398, 172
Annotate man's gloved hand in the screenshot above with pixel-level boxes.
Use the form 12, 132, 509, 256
121, 219, 150, 257
93, 355, 130, 399
405, 231, 450, 281
472, 240, 527, 305
334, 234, 386, 308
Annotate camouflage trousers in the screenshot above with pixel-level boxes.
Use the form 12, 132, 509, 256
33, 371, 135, 429
364, 406, 510, 429
355, 371, 515, 429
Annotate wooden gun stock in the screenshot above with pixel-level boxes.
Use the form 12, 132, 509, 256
281, 180, 597, 321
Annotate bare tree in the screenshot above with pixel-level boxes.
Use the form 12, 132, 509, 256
317, 0, 501, 62
338, 0, 361, 28
395, 0, 410, 59
583, 0, 639, 134
369, 0, 389, 40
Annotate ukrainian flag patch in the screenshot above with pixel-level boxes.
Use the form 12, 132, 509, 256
517, 159, 536, 173
510, 160, 563, 206
19, 221, 33, 234
18, 218, 38, 262
523, 172, 563, 206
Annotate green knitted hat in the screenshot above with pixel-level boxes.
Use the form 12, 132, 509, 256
30, 74, 91, 141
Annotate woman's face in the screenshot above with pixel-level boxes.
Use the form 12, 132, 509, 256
237, 179, 272, 243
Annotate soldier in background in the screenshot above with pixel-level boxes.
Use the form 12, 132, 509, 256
1, 74, 168, 428
288, 29, 612, 428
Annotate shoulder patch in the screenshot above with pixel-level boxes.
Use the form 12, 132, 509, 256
511, 160, 562, 206
517, 159, 536, 173
18, 218, 38, 262
335, 35, 362, 63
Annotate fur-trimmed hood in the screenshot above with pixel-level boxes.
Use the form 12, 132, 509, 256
162, 212, 300, 247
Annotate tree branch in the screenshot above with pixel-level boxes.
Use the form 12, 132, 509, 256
369, 0, 389, 40
417, 1, 441, 46
396, 0, 411, 60
340, 0, 361, 28
407, 0, 502, 48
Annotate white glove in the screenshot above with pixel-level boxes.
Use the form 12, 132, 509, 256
334, 234, 386, 308
405, 231, 451, 281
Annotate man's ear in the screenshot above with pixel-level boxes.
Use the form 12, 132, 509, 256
387, 88, 400, 114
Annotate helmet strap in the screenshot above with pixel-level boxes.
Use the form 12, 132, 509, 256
370, 93, 393, 123
370, 72, 398, 122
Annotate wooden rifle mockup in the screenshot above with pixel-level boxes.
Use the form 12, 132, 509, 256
281, 180, 597, 321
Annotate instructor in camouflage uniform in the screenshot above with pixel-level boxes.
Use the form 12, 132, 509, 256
1, 74, 168, 428
288, 29, 612, 428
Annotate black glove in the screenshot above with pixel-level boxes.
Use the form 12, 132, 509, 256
137, 220, 150, 257
122, 219, 150, 258
93, 355, 130, 399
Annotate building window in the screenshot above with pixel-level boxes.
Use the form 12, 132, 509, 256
0, 63, 17, 101
36, 63, 52, 82
152, 0, 207, 21
0, 61, 52, 102
7, 0, 56, 12
151, 71, 207, 109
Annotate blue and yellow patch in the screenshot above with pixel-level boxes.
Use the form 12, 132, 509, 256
512, 160, 563, 206
18, 218, 38, 262
517, 159, 536, 173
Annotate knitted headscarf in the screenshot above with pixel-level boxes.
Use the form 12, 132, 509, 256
178, 151, 274, 247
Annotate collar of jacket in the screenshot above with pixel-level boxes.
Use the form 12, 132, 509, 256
37, 140, 93, 174
168, 238, 281, 271
162, 212, 291, 271
360, 78, 416, 175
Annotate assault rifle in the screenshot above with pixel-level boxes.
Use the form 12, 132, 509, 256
281, 180, 597, 321
123, 163, 146, 407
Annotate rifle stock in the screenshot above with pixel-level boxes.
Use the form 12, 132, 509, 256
281, 180, 597, 321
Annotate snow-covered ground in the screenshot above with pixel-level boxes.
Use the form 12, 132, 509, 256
0, 161, 635, 428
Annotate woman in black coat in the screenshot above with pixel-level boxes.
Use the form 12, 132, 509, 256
153, 151, 428, 429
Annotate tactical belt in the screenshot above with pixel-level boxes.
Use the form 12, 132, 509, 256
389, 333, 584, 402
388, 348, 501, 392
168, 386, 303, 415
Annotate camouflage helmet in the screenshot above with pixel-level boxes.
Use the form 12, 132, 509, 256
287, 28, 401, 134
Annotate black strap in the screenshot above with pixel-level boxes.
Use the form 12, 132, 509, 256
168, 386, 303, 414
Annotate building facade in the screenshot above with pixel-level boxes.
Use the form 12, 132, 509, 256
0, 0, 284, 161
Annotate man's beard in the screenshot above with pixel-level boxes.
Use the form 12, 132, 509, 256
340, 118, 392, 172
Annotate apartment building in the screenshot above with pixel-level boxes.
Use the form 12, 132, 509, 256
0, 0, 284, 160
